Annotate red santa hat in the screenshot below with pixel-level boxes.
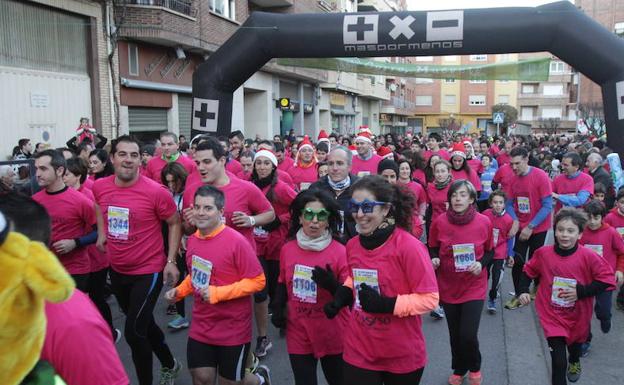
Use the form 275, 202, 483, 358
376, 146, 394, 160
253, 149, 278, 167
348, 144, 358, 155
355, 126, 373, 143
298, 135, 314, 151
450, 142, 466, 159
317, 129, 330, 145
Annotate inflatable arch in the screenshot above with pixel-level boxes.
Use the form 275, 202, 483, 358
191, 1, 624, 152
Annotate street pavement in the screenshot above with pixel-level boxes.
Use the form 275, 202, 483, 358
113, 266, 624, 385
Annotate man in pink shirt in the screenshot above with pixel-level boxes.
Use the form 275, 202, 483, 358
552, 152, 594, 212
351, 128, 382, 177
423, 132, 451, 161
32, 149, 96, 292
275, 142, 294, 172
144, 132, 196, 183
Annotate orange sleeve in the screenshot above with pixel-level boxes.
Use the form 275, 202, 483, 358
208, 273, 266, 304
393, 292, 440, 318
343, 276, 354, 289
175, 274, 193, 301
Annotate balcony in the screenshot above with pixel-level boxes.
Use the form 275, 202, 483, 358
119, 0, 197, 18
249, 0, 293, 7
381, 96, 415, 116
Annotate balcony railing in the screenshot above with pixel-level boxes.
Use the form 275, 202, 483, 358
120, 0, 197, 18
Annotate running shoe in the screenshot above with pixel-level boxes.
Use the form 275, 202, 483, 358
430, 306, 445, 320
113, 328, 122, 344
600, 318, 611, 334
448, 373, 465, 385
504, 297, 523, 310
167, 315, 189, 330
166, 304, 177, 315
245, 353, 260, 375
255, 365, 272, 385
580, 342, 591, 357
487, 299, 497, 314
159, 358, 181, 385
254, 336, 273, 358
567, 361, 582, 382
468, 371, 482, 385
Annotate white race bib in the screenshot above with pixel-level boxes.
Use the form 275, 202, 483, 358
493, 228, 500, 247
551, 276, 576, 308
253, 226, 269, 238
453, 243, 476, 272
353, 268, 379, 308
357, 171, 371, 177
292, 264, 317, 303
191, 255, 213, 290
585, 244, 603, 257
107, 206, 130, 240
482, 180, 492, 193
517, 197, 531, 214
300, 182, 311, 191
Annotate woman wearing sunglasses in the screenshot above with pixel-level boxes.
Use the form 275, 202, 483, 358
428, 180, 494, 385
316, 175, 439, 385
271, 189, 348, 385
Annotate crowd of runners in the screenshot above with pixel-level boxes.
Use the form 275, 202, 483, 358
2, 126, 622, 385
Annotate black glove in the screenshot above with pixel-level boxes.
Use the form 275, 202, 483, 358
323, 285, 353, 319
358, 283, 396, 314
312, 264, 339, 294
270, 283, 288, 329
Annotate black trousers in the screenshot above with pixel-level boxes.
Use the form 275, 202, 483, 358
512, 231, 547, 295
547, 337, 581, 385
71, 273, 90, 293
343, 361, 423, 385
289, 353, 343, 385
88, 267, 114, 335
486, 259, 505, 300
174, 253, 186, 317
110, 270, 175, 385
441, 300, 484, 375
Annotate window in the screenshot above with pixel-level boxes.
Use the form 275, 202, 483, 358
497, 54, 511, 62
469, 79, 487, 84
444, 78, 456, 83
415, 78, 434, 84
543, 84, 564, 96
498, 95, 510, 104
550, 61, 565, 74
415, 95, 433, 106
522, 84, 537, 94
128, 43, 139, 76
470, 55, 487, 61
416, 56, 434, 62
444, 55, 458, 61
444, 95, 456, 105
469, 95, 486, 106
209, 0, 236, 20
521, 107, 535, 120
542, 107, 562, 119
615, 22, 624, 37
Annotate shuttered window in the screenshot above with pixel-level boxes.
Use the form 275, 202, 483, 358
178, 95, 192, 140
128, 108, 168, 132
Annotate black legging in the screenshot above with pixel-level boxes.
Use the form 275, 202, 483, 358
343, 362, 423, 385
486, 259, 505, 300
110, 270, 175, 385
441, 300, 484, 375
88, 267, 114, 335
72, 273, 90, 293
289, 353, 343, 385
547, 337, 581, 385
512, 231, 547, 295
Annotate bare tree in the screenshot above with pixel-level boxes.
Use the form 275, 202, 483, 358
438, 117, 463, 137
578, 102, 606, 137
538, 117, 561, 135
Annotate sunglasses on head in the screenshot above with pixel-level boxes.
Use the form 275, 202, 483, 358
301, 208, 330, 222
348, 199, 387, 214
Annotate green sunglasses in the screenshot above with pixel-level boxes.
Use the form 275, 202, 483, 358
301, 208, 330, 222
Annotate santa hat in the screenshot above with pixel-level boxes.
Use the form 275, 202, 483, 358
450, 143, 466, 159
298, 135, 314, 151
463, 140, 475, 156
349, 144, 358, 155
254, 149, 278, 167
317, 130, 330, 145
355, 126, 373, 143
377, 146, 394, 160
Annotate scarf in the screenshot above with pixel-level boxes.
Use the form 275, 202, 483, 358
446, 204, 477, 225
554, 241, 578, 257
162, 152, 180, 163
358, 149, 374, 161
296, 228, 332, 251
434, 175, 452, 190
253, 169, 275, 189
358, 223, 395, 250
328, 176, 351, 191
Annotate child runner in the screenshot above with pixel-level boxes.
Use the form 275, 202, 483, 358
518, 208, 615, 385
482, 190, 514, 314
429, 180, 493, 385
272, 189, 348, 385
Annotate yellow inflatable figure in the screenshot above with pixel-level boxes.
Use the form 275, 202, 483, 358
0, 212, 75, 385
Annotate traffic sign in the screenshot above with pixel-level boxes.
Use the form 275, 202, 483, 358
493, 112, 505, 124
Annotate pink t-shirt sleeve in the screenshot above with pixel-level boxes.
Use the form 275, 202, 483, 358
247, 182, 273, 215
234, 235, 264, 278
401, 239, 438, 293
155, 184, 177, 220
428, 217, 441, 248
523, 248, 543, 279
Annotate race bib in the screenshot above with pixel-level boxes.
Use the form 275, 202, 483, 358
191, 255, 213, 290
551, 276, 576, 308
300, 182, 311, 191
493, 228, 500, 247
357, 171, 371, 177
482, 180, 492, 193
107, 206, 129, 240
453, 243, 476, 272
585, 244, 603, 257
517, 197, 531, 214
353, 268, 380, 308
292, 264, 317, 303
617, 227, 624, 238
253, 226, 269, 238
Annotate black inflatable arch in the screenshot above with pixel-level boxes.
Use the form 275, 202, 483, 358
192, 1, 624, 152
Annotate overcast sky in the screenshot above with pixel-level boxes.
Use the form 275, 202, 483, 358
407, 0, 574, 11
